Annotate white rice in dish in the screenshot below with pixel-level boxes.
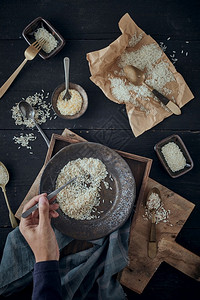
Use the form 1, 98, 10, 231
55, 157, 109, 220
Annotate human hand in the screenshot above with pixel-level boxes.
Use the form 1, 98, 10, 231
19, 194, 60, 263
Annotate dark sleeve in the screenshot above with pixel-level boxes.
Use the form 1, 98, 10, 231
32, 260, 62, 300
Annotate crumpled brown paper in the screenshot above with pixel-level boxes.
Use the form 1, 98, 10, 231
86, 13, 194, 137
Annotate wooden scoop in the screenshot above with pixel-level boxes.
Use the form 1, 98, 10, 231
145, 187, 162, 259
123, 65, 181, 115
0, 162, 18, 228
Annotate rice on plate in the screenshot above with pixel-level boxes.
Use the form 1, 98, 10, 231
56, 157, 110, 220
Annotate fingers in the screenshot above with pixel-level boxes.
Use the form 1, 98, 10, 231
50, 210, 59, 218
49, 195, 57, 204
22, 193, 47, 212
38, 196, 50, 227
50, 202, 59, 210
31, 202, 59, 220
48, 202, 59, 219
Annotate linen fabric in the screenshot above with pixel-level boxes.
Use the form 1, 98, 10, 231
0, 217, 131, 299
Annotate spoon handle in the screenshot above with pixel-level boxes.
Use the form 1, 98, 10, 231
148, 211, 157, 258
149, 211, 156, 242
64, 57, 70, 92
1, 187, 18, 228
34, 120, 50, 147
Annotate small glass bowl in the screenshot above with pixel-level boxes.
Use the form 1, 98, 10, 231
154, 134, 194, 178
51, 83, 88, 120
22, 17, 65, 59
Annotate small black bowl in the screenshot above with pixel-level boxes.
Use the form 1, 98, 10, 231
22, 17, 65, 59
51, 83, 88, 120
154, 134, 194, 178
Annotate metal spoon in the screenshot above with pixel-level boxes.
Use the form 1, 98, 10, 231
0, 162, 18, 228
19, 101, 50, 147
62, 57, 71, 101
123, 65, 181, 115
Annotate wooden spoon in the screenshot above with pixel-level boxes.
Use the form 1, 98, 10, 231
0, 162, 18, 228
123, 65, 181, 115
145, 187, 162, 259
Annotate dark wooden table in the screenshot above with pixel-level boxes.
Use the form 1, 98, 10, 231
0, 0, 200, 299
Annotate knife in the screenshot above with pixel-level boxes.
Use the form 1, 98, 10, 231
21, 177, 76, 218
151, 89, 181, 116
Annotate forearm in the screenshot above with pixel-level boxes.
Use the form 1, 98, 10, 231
32, 260, 62, 300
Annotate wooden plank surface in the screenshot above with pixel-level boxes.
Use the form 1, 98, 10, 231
0, 39, 200, 132
0, 1, 199, 40
119, 177, 200, 293
0, 0, 200, 299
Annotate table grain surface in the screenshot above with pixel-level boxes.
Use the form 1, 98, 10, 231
0, 0, 200, 299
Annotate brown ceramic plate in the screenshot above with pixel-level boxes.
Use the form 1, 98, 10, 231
51, 83, 88, 119
22, 17, 65, 59
154, 134, 194, 178
39, 142, 136, 240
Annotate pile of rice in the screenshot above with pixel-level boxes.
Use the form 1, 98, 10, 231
144, 192, 170, 224
161, 142, 186, 172
11, 91, 57, 153
13, 133, 36, 150
11, 91, 54, 129
0, 165, 8, 185
108, 38, 176, 114
34, 27, 58, 53
57, 89, 83, 116
56, 157, 109, 220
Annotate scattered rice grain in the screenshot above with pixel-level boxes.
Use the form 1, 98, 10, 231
13, 133, 36, 149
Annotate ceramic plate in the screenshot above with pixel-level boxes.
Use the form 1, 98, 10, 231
39, 142, 136, 240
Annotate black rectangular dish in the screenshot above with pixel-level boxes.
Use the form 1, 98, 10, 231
154, 134, 194, 178
22, 17, 65, 59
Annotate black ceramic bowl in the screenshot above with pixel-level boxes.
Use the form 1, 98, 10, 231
154, 134, 194, 178
22, 17, 65, 59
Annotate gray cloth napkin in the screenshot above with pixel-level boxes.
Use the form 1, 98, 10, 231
0, 217, 131, 299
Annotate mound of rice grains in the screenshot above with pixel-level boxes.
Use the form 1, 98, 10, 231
108, 35, 176, 114
11, 90, 57, 153
56, 157, 113, 220
57, 89, 83, 116
34, 27, 58, 53
0, 165, 8, 185
144, 192, 171, 225
161, 142, 186, 172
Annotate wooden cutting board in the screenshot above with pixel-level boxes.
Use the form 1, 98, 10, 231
119, 178, 200, 293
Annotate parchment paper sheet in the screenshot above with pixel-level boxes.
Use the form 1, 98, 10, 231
87, 13, 194, 137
